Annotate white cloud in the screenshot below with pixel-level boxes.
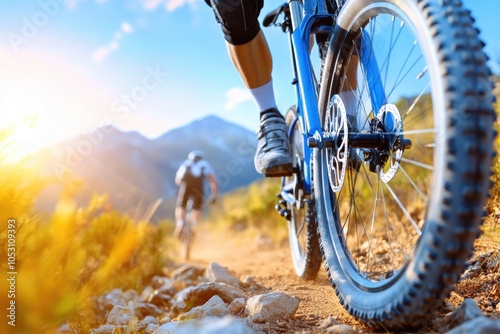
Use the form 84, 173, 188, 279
91, 42, 116, 62
122, 22, 133, 34
166, 0, 196, 12
66, 0, 195, 12
65, 0, 82, 9
140, 0, 163, 10
91, 22, 133, 62
66, 0, 108, 9
225, 87, 252, 110
138, 0, 197, 12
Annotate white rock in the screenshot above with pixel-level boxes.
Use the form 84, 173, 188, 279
205, 262, 240, 287
445, 317, 500, 334
445, 298, 484, 326
176, 295, 229, 320
145, 323, 159, 334
154, 316, 257, 334
100, 289, 127, 309
327, 324, 358, 334
171, 264, 205, 283
245, 291, 299, 323
106, 305, 134, 326
172, 282, 245, 314
229, 298, 246, 316
140, 315, 159, 326
91, 324, 125, 334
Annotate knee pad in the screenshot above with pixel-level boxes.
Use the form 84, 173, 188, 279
208, 0, 263, 45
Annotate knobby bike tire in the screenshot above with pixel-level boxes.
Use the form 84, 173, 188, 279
284, 106, 323, 280
315, 0, 496, 329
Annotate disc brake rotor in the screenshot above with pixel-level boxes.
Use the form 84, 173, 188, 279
325, 94, 348, 192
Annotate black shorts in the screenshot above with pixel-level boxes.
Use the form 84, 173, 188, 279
206, 0, 264, 45
176, 184, 204, 210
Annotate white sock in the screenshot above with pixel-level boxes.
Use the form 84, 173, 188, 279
249, 80, 278, 112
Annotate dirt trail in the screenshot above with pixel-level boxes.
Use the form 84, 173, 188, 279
175, 224, 500, 333
185, 228, 365, 333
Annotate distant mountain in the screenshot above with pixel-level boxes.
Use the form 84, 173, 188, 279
34, 115, 261, 221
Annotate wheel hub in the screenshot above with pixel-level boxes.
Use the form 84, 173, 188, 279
368, 104, 404, 183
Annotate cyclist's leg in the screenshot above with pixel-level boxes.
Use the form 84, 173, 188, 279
207, 0, 292, 176
174, 185, 189, 238
228, 30, 292, 175
207, 0, 269, 89
188, 190, 204, 237
227, 30, 271, 89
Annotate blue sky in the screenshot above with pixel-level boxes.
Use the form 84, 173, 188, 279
0, 0, 498, 158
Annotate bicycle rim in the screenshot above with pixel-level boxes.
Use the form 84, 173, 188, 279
316, 0, 495, 328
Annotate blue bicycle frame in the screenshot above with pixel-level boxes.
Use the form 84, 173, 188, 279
284, 0, 384, 195
285, 0, 330, 195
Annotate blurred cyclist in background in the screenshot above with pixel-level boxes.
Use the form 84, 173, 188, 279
174, 150, 218, 238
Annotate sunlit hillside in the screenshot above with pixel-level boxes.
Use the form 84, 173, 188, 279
27, 115, 261, 222
487, 75, 500, 208
0, 121, 174, 333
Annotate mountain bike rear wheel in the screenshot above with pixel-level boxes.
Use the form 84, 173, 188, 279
315, 0, 496, 328
283, 106, 323, 280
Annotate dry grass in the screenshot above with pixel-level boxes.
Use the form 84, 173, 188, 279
0, 121, 174, 333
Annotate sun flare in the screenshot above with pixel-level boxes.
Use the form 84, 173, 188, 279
0, 51, 112, 163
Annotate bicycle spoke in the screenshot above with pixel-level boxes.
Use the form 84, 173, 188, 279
382, 16, 397, 90
398, 164, 429, 203
385, 41, 420, 102
380, 179, 402, 274
351, 38, 372, 126
392, 40, 418, 95
404, 81, 431, 118
382, 181, 422, 236
398, 128, 436, 136
295, 211, 306, 237
399, 156, 434, 171
387, 54, 424, 101
364, 172, 381, 276
403, 106, 433, 128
